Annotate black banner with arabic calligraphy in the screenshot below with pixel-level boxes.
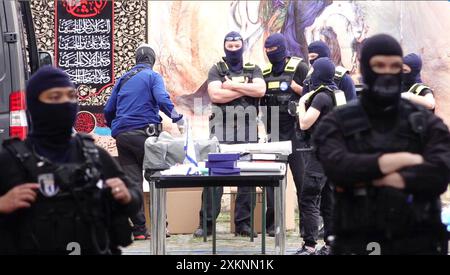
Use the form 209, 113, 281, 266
55, 0, 114, 133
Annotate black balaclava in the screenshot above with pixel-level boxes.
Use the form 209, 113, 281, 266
308, 41, 331, 65
311, 57, 336, 90
26, 66, 78, 162
136, 44, 156, 69
264, 33, 288, 75
403, 53, 423, 89
223, 31, 244, 73
359, 34, 403, 116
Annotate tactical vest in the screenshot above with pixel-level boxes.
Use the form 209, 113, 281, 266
300, 85, 346, 143
332, 101, 441, 238
303, 65, 349, 95
407, 83, 432, 96
2, 134, 131, 254
261, 57, 303, 113
304, 85, 347, 110
210, 61, 260, 144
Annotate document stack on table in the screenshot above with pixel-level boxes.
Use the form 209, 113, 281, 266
206, 153, 241, 175
236, 156, 286, 176
214, 141, 292, 176
205, 152, 287, 176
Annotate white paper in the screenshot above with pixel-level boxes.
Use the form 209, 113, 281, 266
160, 164, 201, 176
219, 141, 292, 155
236, 162, 286, 173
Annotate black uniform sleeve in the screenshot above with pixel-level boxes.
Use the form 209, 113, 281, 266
0, 149, 28, 196
293, 61, 309, 86
97, 147, 142, 216
310, 92, 333, 112
313, 112, 384, 187
0, 149, 26, 253
399, 114, 450, 196
207, 65, 222, 84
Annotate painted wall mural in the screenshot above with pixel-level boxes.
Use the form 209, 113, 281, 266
31, 1, 450, 151
147, 1, 450, 135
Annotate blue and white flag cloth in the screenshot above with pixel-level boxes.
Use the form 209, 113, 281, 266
183, 118, 198, 168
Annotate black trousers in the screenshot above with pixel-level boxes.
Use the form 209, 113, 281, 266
262, 115, 306, 233
299, 150, 329, 247
116, 130, 149, 235
320, 180, 335, 245
265, 139, 305, 232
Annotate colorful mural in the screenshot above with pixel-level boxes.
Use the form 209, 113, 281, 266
147, 1, 450, 131
31, 1, 450, 151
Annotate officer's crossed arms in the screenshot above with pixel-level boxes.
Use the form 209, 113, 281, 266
209, 75, 266, 104
0, 177, 132, 215
373, 152, 424, 190
208, 37, 265, 104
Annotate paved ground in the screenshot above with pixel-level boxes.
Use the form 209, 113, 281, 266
123, 202, 450, 255
123, 211, 313, 255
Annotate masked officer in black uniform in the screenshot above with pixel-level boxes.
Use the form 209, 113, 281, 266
294, 57, 346, 255
261, 33, 309, 237
193, 31, 266, 238
314, 34, 450, 255
304, 41, 356, 101
0, 66, 141, 255
401, 53, 436, 111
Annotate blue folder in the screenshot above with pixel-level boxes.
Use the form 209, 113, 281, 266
205, 160, 236, 169
208, 153, 240, 162
209, 167, 241, 175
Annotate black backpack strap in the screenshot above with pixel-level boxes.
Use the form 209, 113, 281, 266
116, 67, 148, 92
243, 62, 256, 81
2, 138, 38, 179
215, 61, 230, 78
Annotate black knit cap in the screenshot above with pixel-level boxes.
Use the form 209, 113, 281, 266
26, 65, 75, 108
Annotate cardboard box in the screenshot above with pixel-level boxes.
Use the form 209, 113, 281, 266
143, 187, 202, 234
229, 168, 297, 232
230, 188, 264, 233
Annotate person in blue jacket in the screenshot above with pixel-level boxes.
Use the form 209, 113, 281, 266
104, 43, 184, 240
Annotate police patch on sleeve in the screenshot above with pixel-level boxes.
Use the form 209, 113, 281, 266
38, 173, 60, 197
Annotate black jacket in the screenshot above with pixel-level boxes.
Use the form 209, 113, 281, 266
0, 137, 142, 254
314, 99, 450, 196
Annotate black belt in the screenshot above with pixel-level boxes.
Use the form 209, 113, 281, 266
144, 123, 162, 136
123, 124, 162, 137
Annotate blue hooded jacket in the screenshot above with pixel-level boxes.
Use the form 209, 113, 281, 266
104, 63, 182, 138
